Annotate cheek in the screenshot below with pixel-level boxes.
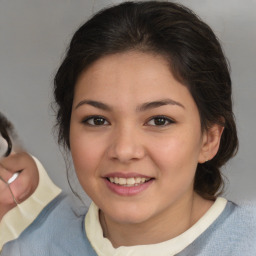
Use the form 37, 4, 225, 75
70, 138, 100, 198
151, 136, 199, 199
71, 137, 99, 174
149, 130, 201, 175
69, 129, 108, 185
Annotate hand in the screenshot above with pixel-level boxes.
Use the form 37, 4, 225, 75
0, 152, 39, 220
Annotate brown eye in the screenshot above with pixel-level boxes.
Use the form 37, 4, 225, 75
83, 116, 109, 126
146, 116, 174, 126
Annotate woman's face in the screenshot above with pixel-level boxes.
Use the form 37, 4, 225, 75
70, 51, 209, 225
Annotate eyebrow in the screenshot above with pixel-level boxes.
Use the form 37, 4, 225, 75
75, 100, 112, 111
136, 98, 185, 112
75, 98, 185, 111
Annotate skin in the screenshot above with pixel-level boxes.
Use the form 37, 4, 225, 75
69, 51, 223, 247
0, 152, 39, 220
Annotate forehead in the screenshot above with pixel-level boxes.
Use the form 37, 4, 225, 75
73, 51, 194, 109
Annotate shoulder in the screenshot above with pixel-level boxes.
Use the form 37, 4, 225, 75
234, 200, 256, 217
178, 199, 256, 256
2, 194, 97, 256
224, 200, 256, 232
213, 200, 256, 242
202, 200, 256, 255
229, 200, 256, 237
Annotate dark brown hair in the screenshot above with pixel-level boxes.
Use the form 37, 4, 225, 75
53, 1, 238, 200
0, 112, 14, 156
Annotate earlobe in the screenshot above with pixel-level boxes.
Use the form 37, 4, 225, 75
198, 124, 224, 163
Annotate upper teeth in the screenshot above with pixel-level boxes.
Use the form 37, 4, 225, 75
109, 177, 150, 186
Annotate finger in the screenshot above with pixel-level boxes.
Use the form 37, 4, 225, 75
0, 152, 25, 182
0, 171, 19, 205
7, 153, 39, 203
9, 169, 37, 203
0, 152, 31, 173
0, 178, 17, 206
0, 164, 14, 183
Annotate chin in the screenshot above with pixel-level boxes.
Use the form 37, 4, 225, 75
103, 202, 154, 225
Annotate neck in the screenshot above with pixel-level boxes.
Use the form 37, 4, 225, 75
100, 192, 213, 248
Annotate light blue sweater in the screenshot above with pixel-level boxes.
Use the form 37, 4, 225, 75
1, 194, 256, 255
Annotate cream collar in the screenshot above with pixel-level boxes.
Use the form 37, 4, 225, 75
85, 197, 227, 256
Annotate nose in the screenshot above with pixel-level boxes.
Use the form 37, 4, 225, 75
107, 126, 146, 163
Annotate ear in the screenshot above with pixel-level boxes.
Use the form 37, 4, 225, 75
198, 124, 224, 163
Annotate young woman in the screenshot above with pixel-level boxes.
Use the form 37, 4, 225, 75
1, 1, 255, 255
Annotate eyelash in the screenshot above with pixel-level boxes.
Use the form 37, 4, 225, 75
81, 115, 175, 127
145, 115, 175, 127
82, 116, 110, 126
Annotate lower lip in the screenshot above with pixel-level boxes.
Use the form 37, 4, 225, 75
104, 178, 154, 196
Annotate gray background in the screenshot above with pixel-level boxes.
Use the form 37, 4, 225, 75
0, 0, 255, 204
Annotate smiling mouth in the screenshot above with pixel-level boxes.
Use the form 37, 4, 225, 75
107, 177, 153, 187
